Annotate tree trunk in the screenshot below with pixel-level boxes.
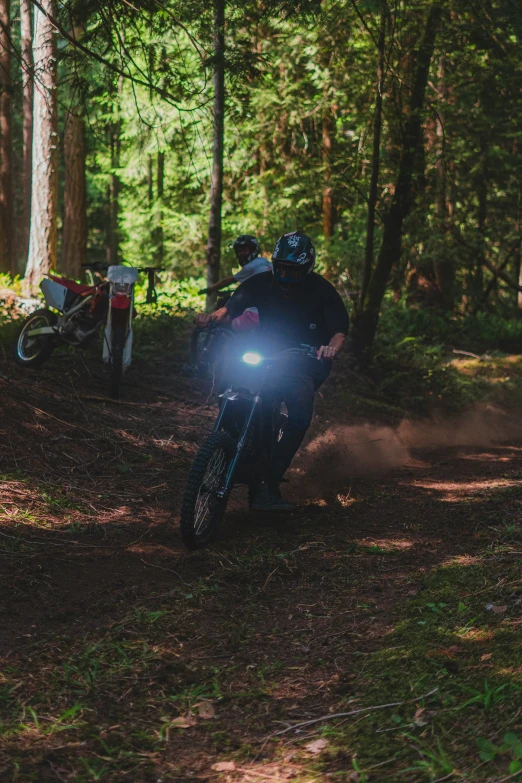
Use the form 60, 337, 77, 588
432, 56, 454, 308
351, 3, 442, 361
62, 111, 87, 278
61, 22, 87, 278
206, 0, 225, 310
322, 107, 334, 239
154, 151, 164, 267
24, 0, 58, 296
0, 0, 14, 274
108, 125, 120, 266
360, 7, 385, 309
147, 153, 153, 207
518, 247, 522, 311
20, 0, 33, 274
475, 138, 487, 295
515, 188, 522, 316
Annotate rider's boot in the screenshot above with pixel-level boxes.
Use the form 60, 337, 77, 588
251, 481, 295, 512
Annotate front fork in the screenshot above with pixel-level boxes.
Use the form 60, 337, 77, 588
215, 394, 261, 500
103, 296, 134, 366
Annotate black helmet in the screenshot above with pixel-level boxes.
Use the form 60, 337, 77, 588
272, 231, 316, 283
233, 234, 260, 266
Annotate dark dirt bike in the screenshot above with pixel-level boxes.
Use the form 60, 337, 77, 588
14, 263, 138, 399
179, 328, 324, 550
185, 288, 235, 377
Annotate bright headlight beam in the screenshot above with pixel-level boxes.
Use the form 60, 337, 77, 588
242, 352, 262, 365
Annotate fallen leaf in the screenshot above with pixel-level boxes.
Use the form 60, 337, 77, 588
212, 761, 236, 772
481, 653, 493, 661
413, 707, 427, 727
486, 603, 507, 613
196, 700, 216, 719
171, 715, 197, 729
426, 645, 462, 659
305, 738, 328, 754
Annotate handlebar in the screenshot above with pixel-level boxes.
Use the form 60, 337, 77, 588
198, 285, 235, 295
81, 262, 109, 272
193, 325, 325, 362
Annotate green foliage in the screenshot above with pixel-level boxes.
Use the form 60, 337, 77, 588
134, 275, 205, 313
377, 303, 522, 355
477, 733, 522, 774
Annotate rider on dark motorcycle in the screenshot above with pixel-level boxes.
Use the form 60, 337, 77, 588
196, 231, 349, 511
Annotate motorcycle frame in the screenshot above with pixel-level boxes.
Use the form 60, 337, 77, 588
27, 292, 98, 339
213, 385, 281, 501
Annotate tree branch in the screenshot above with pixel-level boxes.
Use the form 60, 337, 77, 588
483, 253, 522, 293
29, 0, 205, 109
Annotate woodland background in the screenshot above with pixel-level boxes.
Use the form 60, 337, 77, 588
0, 0, 521, 357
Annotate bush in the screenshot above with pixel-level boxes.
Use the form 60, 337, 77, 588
377, 304, 522, 355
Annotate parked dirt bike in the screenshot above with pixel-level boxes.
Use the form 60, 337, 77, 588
179, 328, 325, 549
13, 264, 139, 399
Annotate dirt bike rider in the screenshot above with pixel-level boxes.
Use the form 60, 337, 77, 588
196, 231, 349, 511
199, 235, 271, 329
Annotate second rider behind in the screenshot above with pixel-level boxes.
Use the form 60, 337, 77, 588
196, 231, 349, 511
200, 235, 271, 330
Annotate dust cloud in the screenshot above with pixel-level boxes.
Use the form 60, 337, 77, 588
290, 404, 522, 492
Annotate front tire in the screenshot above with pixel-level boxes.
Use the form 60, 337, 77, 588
180, 431, 235, 550
13, 309, 57, 367
109, 325, 125, 399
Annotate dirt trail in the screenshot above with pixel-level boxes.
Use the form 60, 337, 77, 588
0, 349, 521, 781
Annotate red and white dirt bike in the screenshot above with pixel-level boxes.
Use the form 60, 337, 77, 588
13, 264, 139, 398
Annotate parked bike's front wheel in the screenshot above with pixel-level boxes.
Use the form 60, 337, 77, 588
13, 309, 57, 367
109, 325, 125, 399
180, 431, 235, 550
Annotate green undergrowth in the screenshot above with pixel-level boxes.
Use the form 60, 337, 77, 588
3, 273, 522, 416
294, 530, 522, 781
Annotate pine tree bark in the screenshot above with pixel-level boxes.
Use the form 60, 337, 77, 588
108, 126, 120, 266
154, 151, 164, 267
432, 57, 454, 309
61, 22, 87, 278
351, 3, 442, 360
360, 8, 386, 309
0, 0, 14, 274
206, 0, 225, 310
20, 0, 33, 273
24, 0, 58, 295
515, 188, 522, 316
62, 111, 87, 278
106, 76, 122, 267
322, 107, 334, 239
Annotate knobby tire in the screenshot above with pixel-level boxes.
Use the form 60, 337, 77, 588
110, 326, 126, 399
13, 309, 57, 367
180, 431, 235, 550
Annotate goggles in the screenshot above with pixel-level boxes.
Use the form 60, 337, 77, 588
273, 260, 309, 283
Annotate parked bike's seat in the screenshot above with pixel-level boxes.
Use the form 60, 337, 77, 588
49, 275, 97, 296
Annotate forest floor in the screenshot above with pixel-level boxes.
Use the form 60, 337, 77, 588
0, 319, 522, 783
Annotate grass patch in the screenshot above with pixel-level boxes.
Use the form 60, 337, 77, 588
305, 537, 522, 781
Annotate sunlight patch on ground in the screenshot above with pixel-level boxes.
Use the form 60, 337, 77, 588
210, 760, 310, 783
336, 492, 357, 507
360, 538, 415, 551
460, 452, 520, 462
412, 477, 522, 501
454, 627, 494, 642
440, 555, 484, 567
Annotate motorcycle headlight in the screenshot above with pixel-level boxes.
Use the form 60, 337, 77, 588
113, 282, 132, 294
242, 352, 262, 366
